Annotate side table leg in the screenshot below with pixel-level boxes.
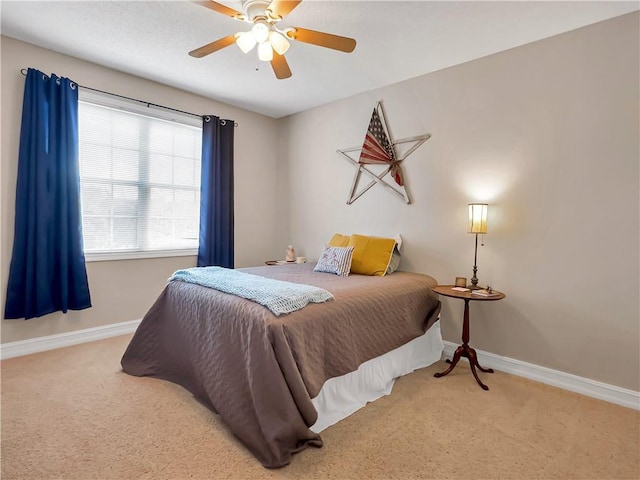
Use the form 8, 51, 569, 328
434, 345, 464, 378
476, 363, 494, 374
467, 347, 494, 374
467, 347, 493, 390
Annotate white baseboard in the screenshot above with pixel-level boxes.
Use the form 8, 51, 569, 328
0, 319, 141, 360
443, 341, 640, 411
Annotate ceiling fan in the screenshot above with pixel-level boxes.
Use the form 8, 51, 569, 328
189, 0, 357, 79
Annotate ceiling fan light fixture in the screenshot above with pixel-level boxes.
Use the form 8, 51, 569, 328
258, 41, 274, 61
251, 21, 270, 44
269, 31, 290, 55
235, 31, 257, 53
190, 0, 357, 80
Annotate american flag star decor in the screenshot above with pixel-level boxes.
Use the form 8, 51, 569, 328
337, 101, 430, 204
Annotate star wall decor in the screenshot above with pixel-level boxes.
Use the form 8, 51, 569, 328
337, 101, 430, 204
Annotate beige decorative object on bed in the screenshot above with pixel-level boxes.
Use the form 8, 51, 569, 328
285, 245, 296, 262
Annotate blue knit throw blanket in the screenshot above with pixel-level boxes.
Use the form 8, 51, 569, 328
169, 266, 333, 316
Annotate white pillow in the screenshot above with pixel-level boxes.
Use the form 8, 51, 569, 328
386, 234, 403, 274
314, 245, 354, 277
393, 233, 403, 250
386, 246, 401, 274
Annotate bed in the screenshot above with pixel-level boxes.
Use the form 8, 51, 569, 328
121, 263, 442, 468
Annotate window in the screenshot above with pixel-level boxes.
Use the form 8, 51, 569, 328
78, 92, 202, 261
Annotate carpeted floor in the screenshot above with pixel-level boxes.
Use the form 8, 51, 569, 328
1, 334, 638, 480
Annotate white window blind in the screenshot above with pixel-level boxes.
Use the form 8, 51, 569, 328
78, 95, 202, 260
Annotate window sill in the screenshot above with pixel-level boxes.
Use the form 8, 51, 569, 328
85, 249, 198, 262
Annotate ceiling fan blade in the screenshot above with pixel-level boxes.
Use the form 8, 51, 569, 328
189, 35, 237, 58
271, 53, 292, 79
266, 0, 301, 19
192, 1, 245, 20
286, 27, 356, 53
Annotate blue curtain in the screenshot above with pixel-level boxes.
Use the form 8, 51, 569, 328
198, 116, 235, 268
4, 68, 91, 320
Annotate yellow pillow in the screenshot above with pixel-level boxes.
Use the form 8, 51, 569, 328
328, 233, 350, 247
347, 234, 396, 276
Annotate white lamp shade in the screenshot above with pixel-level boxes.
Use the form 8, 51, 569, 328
258, 41, 273, 61
251, 21, 270, 43
269, 31, 290, 55
468, 203, 488, 234
235, 32, 256, 53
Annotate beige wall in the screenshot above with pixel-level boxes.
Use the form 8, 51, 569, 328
1, 36, 281, 343
278, 13, 639, 391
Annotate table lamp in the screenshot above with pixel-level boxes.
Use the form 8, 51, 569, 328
468, 203, 488, 290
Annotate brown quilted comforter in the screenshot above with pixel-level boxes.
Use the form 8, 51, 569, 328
121, 263, 441, 468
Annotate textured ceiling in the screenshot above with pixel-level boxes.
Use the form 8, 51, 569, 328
2, 1, 638, 118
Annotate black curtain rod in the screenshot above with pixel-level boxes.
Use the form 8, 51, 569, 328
20, 68, 237, 127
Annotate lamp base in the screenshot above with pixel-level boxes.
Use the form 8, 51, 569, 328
469, 264, 481, 290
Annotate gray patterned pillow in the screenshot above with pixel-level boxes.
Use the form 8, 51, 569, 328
313, 245, 355, 277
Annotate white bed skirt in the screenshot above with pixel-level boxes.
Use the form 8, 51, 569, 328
310, 320, 443, 432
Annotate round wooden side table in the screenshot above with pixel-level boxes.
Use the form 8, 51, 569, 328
432, 285, 505, 390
